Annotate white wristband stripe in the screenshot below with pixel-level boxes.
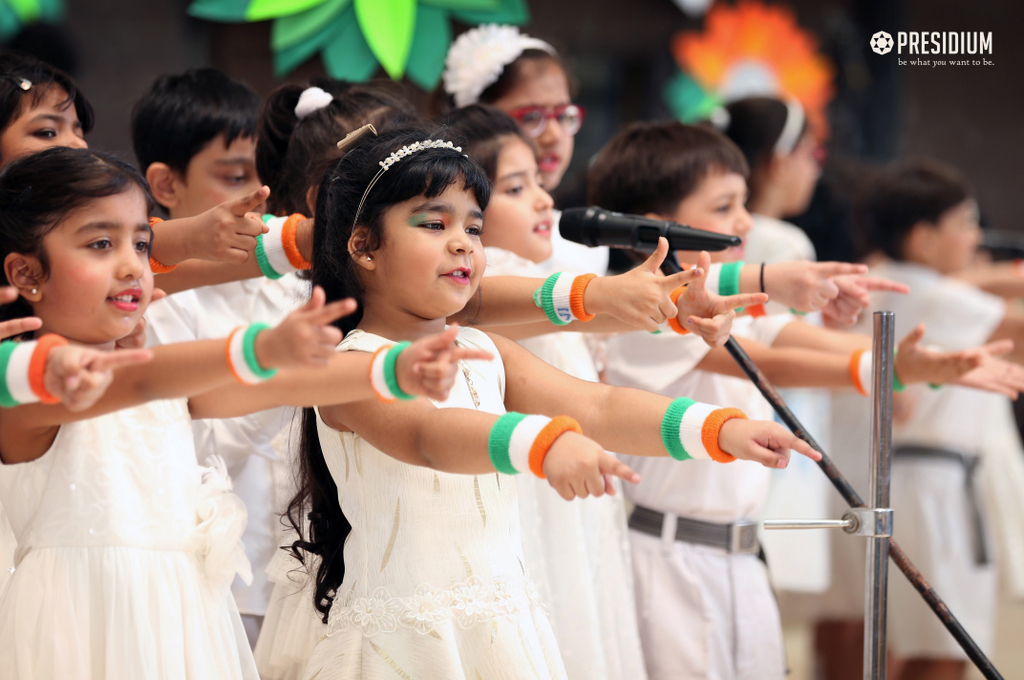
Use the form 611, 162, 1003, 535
6, 341, 38, 405
369, 347, 397, 402
705, 264, 722, 297
859, 351, 873, 396
228, 327, 263, 385
679, 402, 718, 461
508, 415, 552, 474
263, 216, 297, 277
551, 273, 575, 324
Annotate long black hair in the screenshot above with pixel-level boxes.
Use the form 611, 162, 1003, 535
0, 147, 154, 332
286, 126, 491, 621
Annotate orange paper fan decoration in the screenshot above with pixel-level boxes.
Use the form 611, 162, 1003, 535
672, 0, 834, 135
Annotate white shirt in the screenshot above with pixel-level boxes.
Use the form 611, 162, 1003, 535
605, 315, 792, 522
145, 275, 309, 616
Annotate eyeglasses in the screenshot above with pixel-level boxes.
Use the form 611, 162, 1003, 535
507, 103, 586, 138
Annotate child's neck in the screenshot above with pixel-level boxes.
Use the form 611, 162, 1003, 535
357, 291, 450, 342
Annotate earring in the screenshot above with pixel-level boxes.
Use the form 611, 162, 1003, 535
366, 255, 373, 261
30, 288, 37, 295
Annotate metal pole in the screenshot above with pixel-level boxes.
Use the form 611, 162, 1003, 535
865, 312, 894, 680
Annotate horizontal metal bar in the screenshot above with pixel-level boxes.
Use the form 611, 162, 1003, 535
763, 519, 854, 530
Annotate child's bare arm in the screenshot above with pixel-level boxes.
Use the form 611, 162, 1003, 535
772, 319, 871, 354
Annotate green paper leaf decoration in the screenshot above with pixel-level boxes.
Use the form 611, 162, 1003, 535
272, 0, 349, 51
245, 0, 324, 21
354, 0, 417, 80
405, 4, 450, 90
664, 72, 721, 123
188, 0, 252, 21
1, 0, 63, 40
421, 0, 498, 9
273, 4, 348, 76
8, 0, 40, 21
322, 11, 379, 82
451, 0, 527, 25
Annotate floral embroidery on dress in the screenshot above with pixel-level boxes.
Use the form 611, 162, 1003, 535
326, 575, 543, 637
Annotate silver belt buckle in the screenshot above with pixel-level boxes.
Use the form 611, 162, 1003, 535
728, 520, 759, 554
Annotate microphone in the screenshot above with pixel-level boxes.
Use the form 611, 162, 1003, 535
559, 206, 741, 253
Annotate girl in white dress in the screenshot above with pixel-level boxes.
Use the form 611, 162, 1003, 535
285, 125, 822, 680
0, 146, 489, 680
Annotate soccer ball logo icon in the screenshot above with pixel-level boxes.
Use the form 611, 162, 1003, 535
870, 31, 894, 55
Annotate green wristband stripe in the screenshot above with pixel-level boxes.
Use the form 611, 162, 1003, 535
383, 341, 414, 401
488, 412, 527, 475
241, 323, 278, 381
719, 261, 743, 297
255, 235, 283, 280
661, 397, 695, 461
539, 274, 567, 326
262, 213, 274, 224
0, 341, 19, 408
892, 349, 906, 392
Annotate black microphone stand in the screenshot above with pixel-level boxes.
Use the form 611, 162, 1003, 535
658, 253, 1003, 680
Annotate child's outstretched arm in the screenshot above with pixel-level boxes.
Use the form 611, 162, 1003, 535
187, 324, 494, 419
491, 333, 821, 469
150, 185, 269, 266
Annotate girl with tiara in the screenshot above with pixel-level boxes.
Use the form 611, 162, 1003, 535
288, 124, 822, 680
442, 24, 606, 277
0, 146, 486, 679
443, 103, 772, 680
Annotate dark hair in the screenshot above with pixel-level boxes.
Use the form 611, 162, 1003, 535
287, 126, 491, 621
0, 147, 154, 330
439, 104, 534, 183
256, 79, 420, 216
477, 48, 574, 104
587, 120, 749, 216
864, 158, 973, 261
721, 96, 808, 204
0, 51, 94, 156
130, 68, 260, 175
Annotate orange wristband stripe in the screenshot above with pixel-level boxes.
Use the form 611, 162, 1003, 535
147, 217, 177, 273
569, 274, 596, 322
282, 213, 312, 271
746, 303, 766, 317
667, 286, 690, 335
28, 334, 68, 404
700, 407, 747, 463
528, 415, 583, 479
850, 349, 868, 396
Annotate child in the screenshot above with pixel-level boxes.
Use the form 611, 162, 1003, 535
443, 25, 605, 276
287, 124, 823, 680
818, 159, 1024, 680
0, 146, 485, 679
587, 122, 1023, 680
0, 50, 91, 167
132, 67, 299, 646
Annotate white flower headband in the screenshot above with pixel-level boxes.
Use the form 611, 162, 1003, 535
443, 24, 556, 108
347, 125, 464, 228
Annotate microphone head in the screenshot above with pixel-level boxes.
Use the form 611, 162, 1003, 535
557, 207, 598, 247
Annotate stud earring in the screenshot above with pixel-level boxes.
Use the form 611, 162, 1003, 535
366, 255, 373, 261
30, 288, 37, 295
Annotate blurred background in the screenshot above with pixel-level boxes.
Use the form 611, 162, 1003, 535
5, 0, 1022, 677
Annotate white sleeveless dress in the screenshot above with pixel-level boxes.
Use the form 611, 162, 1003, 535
0, 399, 258, 679
298, 327, 566, 680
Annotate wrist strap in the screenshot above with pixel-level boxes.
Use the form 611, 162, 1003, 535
850, 349, 870, 396
569, 274, 597, 322
666, 286, 690, 335
488, 412, 581, 478
718, 261, 744, 297
533, 273, 574, 326
147, 217, 177, 273
369, 341, 414, 402
0, 334, 68, 407
226, 323, 277, 384
661, 397, 745, 462
259, 214, 311, 279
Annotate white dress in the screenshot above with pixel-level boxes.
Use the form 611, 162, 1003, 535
0, 399, 257, 679
299, 327, 566, 680
485, 246, 647, 680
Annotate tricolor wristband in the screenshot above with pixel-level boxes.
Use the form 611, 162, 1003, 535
226, 323, 277, 385
850, 350, 906, 396
0, 334, 68, 407
147, 217, 177, 273
666, 286, 690, 335
257, 214, 312, 280
660, 397, 747, 463
368, 341, 414, 403
487, 412, 582, 478
533, 273, 595, 326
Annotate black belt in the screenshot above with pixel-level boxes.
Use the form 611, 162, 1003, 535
628, 504, 760, 554
894, 445, 989, 566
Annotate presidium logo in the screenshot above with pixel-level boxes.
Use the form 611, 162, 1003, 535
870, 30, 994, 66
